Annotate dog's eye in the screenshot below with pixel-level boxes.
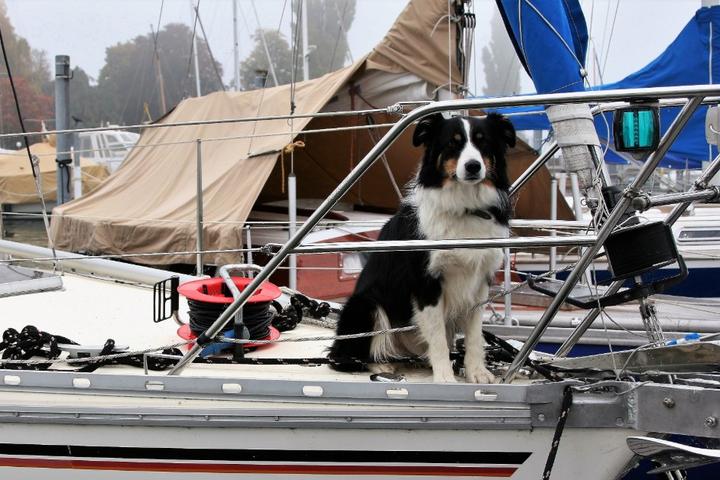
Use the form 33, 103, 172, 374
474, 133, 484, 141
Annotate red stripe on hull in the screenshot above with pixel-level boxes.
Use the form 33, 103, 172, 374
0, 457, 517, 477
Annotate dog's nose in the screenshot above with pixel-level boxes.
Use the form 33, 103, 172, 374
465, 160, 482, 175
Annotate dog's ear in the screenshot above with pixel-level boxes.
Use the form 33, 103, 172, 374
486, 113, 516, 149
412, 113, 444, 147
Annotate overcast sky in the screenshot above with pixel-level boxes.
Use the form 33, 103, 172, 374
3, 0, 708, 94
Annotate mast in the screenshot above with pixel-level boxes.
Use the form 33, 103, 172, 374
233, 0, 240, 91
191, 0, 202, 96
150, 24, 167, 113
301, 0, 309, 81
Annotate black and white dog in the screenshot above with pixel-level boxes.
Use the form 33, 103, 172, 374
328, 113, 515, 383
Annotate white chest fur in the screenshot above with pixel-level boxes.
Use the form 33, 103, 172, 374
413, 183, 508, 315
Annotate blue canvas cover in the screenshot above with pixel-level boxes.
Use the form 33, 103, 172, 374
492, 6, 720, 168
496, 0, 588, 94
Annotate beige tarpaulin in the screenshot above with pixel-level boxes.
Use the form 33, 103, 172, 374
50, 65, 365, 265
366, 0, 463, 91
0, 142, 108, 204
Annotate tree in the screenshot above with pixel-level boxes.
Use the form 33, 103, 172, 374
95, 23, 224, 126
0, 1, 53, 148
297, 0, 356, 79
239, 29, 293, 90
68, 67, 103, 128
0, 76, 53, 146
481, 10, 521, 97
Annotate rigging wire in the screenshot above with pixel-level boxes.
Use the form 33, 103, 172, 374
600, 0, 620, 78
194, 5, 227, 91
328, 0, 351, 72
181, 0, 202, 98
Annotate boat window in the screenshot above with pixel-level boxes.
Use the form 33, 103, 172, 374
79, 136, 93, 156
678, 229, 720, 241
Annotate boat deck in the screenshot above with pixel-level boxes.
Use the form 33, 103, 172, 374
2, 269, 719, 382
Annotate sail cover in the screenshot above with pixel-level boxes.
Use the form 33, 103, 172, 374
496, 5, 720, 169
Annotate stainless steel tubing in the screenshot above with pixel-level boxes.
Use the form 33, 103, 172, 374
509, 142, 559, 197
555, 152, 720, 358
168, 86, 720, 376
632, 188, 720, 211
666, 153, 720, 224
276, 235, 598, 255
502, 95, 705, 381
195, 139, 204, 275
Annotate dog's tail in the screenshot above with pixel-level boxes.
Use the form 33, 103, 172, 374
327, 295, 378, 372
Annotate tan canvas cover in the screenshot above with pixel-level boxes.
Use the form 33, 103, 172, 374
366, 0, 463, 91
50, 65, 363, 265
0, 142, 108, 204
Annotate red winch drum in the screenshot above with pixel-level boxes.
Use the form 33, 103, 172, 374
176, 277, 282, 348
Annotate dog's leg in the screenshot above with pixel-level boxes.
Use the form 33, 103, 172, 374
461, 304, 495, 384
415, 302, 456, 383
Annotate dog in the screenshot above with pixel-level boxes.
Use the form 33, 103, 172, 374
328, 112, 515, 383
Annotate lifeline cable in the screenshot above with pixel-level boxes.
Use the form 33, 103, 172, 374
0, 24, 59, 269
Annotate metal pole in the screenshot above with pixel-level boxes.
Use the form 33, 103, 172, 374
288, 172, 298, 290
280, 235, 598, 254
633, 188, 720, 211
503, 248, 512, 326
54, 55, 72, 205
509, 142, 559, 197
250, 0, 279, 87
502, 95, 704, 381
166, 87, 719, 376
301, 0, 310, 81
72, 146, 82, 199
245, 225, 254, 270
232, 0, 240, 91
555, 151, 720, 357
195, 139, 204, 275
550, 177, 558, 277
569, 172, 583, 219
191, 1, 202, 96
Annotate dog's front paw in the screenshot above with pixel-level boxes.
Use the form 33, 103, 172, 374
432, 367, 458, 383
465, 366, 496, 384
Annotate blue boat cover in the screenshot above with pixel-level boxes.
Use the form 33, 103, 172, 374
491, 4, 720, 168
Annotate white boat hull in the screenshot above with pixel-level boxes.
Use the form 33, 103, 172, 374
0, 424, 633, 479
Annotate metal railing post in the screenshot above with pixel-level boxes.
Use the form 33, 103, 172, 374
195, 139, 204, 276
502, 95, 704, 380
550, 177, 558, 276
503, 248, 512, 326
555, 151, 720, 357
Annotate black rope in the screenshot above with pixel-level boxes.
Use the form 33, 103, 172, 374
187, 288, 272, 340
0, 24, 37, 177
542, 386, 574, 480
0, 326, 181, 372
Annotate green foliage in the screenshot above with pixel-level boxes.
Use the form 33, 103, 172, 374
239, 29, 293, 90
239, 0, 356, 89
302, 0, 356, 78
0, 0, 53, 147
95, 23, 224, 126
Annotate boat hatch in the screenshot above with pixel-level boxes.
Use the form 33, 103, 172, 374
0, 264, 62, 298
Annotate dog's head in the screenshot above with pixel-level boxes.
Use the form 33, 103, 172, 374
412, 113, 516, 191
